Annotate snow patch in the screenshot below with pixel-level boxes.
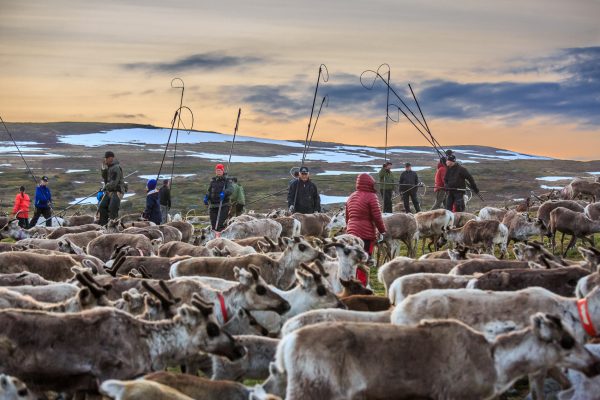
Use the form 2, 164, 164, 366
320, 195, 349, 204
69, 192, 135, 205
138, 174, 196, 180
66, 169, 90, 173
540, 185, 564, 190
536, 176, 573, 182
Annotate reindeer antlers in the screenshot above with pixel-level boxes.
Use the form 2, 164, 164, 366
141, 280, 181, 310
75, 271, 109, 298
299, 263, 322, 281
311, 259, 330, 277
191, 293, 214, 316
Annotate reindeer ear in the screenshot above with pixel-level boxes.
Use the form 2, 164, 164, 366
339, 278, 350, 287
233, 266, 241, 279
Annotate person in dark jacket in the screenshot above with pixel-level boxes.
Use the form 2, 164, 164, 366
29, 176, 52, 228
287, 166, 321, 214
99, 151, 124, 226
204, 163, 233, 231
378, 161, 395, 213
444, 154, 479, 212
143, 179, 161, 225
159, 179, 171, 224
398, 163, 421, 213
346, 173, 387, 286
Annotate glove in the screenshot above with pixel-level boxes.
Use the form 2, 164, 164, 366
289, 205, 295, 213
418, 182, 424, 187
203, 195, 209, 206
219, 191, 225, 201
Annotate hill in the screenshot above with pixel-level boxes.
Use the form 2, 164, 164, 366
1, 122, 599, 217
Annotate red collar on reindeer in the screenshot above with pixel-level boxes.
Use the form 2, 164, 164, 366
577, 298, 598, 338
217, 292, 228, 323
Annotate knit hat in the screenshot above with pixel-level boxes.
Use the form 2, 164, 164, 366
215, 164, 225, 172
19, 186, 25, 192
147, 179, 157, 191
405, 162, 412, 167
104, 151, 115, 158
41, 176, 49, 182
447, 154, 456, 162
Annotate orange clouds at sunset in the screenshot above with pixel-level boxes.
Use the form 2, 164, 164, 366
1, 0, 599, 159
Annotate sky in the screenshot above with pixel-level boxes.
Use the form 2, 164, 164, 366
1, 0, 599, 160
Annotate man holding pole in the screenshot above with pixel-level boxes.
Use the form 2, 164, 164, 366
99, 151, 125, 226
204, 163, 233, 231
444, 154, 479, 212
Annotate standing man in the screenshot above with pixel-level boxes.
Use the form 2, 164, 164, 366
99, 151, 124, 226
29, 176, 52, 227
12, 186, 30, 228
399, 162, 421, 213
204, 163, 233, 231
431, 157, 447, 210
378, 161, 395, 213
444, 154, 479, 212
288, 166, 321, 214
229, 177, 246, 217
159, 179, 171, 224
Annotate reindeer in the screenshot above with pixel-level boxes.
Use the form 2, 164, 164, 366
292, 213, 330, 237
467, 265, 590, 297
158, 241, 212, 257
537, 200, 585, 236
87, 233, 159, 262
453, 211, 478, 228
379, 212, 418, 260
280, 308, 392, 336
562, 178, 600, 202
0, 300, 245, 393
142, 371, 253, 400
502, 209, 547, 244
200, 219, 283, 244
273, 217, 301, 238
211, 335, 279, 382
377, 257, 459, 293
100, 379, 193, 400
325, 208, 345, 236
388, 273, 473, 305
0, 272, 111, 312
550, 207, 600, 257
171, 236, 325, 289
46, 223, 103, 239
251, 263, 346, 334
317, 243, 368, 293
63, 214, 95, 227
448, 259, 530, 275
272, 315, 600, 400
0, 374, 36, 400
0, 272, 52, 287
441, 219, 509, 258
414, 209, 454, 253
205, 237, 256, 256
165, 221, 194, 243
478, 206, 508, 222
0, 252, 91, 281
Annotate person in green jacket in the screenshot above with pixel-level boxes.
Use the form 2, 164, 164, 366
378, 161, 395, 213
229, 177, 246, 217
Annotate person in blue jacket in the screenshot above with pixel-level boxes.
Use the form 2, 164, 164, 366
29, 176, 53, 227
143, 179, 162, 225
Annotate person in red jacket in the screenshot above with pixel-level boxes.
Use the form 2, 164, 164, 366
345, 173, 387, 286
12, 186, 31, 228
431, 157, 447, 210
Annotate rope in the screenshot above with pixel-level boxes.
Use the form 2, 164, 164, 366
0, 116, 39, 185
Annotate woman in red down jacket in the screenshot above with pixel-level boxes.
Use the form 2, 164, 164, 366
345, 173, 386, 286
12, 186, 31, 228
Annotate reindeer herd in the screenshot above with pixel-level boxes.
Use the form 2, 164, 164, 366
0, 179, 599, 399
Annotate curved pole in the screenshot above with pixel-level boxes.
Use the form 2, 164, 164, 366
169, 78, 185, 190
